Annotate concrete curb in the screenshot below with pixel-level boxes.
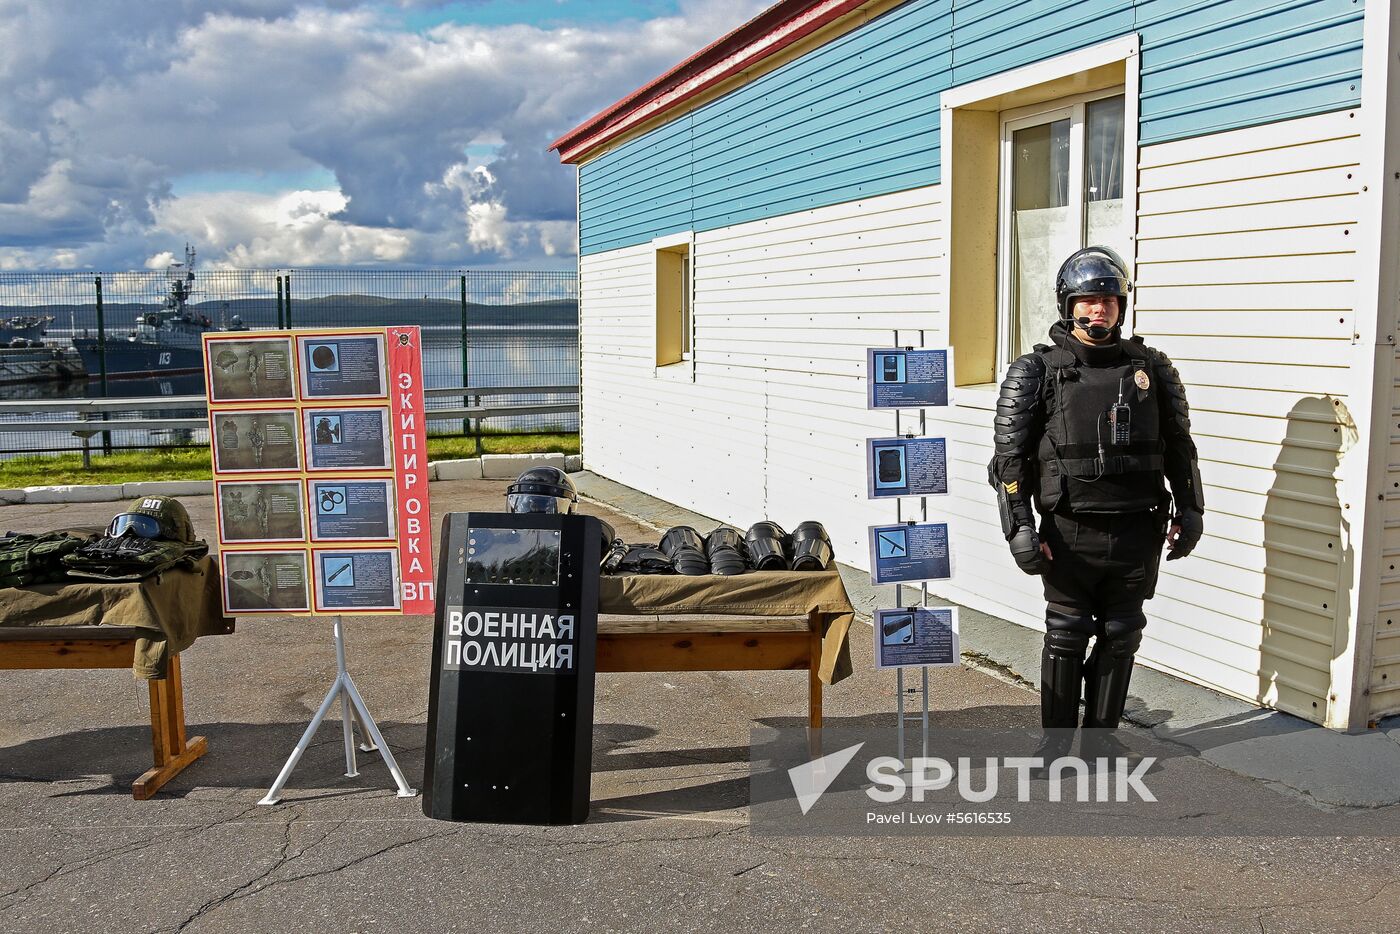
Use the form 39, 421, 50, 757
434, 458, 482, 481
481, 452, 566, 479
21, 484, 126, 504
123, 480, 213, 499
570, 469, 1400, 810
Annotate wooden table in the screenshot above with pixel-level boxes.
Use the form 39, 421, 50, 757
1, 625, 208, 799
596, 612, 823, 730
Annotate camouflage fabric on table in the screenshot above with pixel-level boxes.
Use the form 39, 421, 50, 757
0, 531, 93, 589
63, 536, 209, 582
62, 495, 210, 582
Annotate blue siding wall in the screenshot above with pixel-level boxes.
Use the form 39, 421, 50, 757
579, 0, 1364, 256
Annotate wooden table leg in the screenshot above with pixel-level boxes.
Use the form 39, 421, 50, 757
133, 655, 208, 800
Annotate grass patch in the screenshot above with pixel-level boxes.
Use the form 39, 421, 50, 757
427, 432, 579, 459
0, 432, 580, 487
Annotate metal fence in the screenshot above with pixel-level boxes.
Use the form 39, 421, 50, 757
0, 268, 578, 456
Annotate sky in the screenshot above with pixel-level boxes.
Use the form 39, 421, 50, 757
0, 0, 772, 272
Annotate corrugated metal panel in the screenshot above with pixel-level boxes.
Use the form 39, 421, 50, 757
579, 0, 1364, 257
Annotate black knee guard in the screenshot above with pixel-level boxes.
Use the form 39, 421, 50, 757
1041, 614, 1092, 729
1083, 615, 1144, 729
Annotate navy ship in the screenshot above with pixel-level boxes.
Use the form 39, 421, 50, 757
0, 314, 53, 346
72, 245, 219, 380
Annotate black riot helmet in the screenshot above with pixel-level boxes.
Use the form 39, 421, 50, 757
1055, 246, 1133, 339
506, 466, 578, 515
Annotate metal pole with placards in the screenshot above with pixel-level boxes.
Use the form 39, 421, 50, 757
201, 326, 436, 804
866, 335, 960, 765
423, 512, 601, 825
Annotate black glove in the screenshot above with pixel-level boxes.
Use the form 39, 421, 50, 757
1009, 525, 1049, 575
1167, 509, 1203, 561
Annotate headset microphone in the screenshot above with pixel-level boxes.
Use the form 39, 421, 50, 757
1075, 316, 1113, 340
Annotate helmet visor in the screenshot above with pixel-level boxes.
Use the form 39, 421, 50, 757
108, 513, 162, 539
507, 493, 575, 515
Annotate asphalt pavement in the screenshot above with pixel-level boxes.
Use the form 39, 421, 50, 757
2, 478, 1399, 933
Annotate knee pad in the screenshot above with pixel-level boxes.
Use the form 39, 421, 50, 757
1044, 628, 1090, 658
1046, 607, 1096, 636
1101, 611, 1146, 640
1098, 627, 1143, 659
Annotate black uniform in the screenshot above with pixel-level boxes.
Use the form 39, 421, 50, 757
989, 318, 1204, 730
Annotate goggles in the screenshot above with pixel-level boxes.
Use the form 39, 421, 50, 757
506, 493, 575, 515
107, 513, 163, 539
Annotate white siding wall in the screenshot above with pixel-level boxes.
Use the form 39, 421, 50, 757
1133, 109, 1363, 723
581, 186, 947, 564
579, 109, 1366, 725
1370, 327, 1400, 719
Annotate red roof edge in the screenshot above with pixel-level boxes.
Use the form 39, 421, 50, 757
550, 0, 871, 165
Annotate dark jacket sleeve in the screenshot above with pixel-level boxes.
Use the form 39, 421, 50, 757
989, 353, 1046, 535
1150, 347, 1205, 513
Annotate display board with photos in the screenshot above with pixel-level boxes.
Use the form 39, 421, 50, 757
204, 327, 435, 617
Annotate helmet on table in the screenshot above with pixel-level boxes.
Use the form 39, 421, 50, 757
106, 495, 197, 544
506, 466, 578, 515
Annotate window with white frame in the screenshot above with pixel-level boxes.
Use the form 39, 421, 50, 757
998, 90, 1128, 366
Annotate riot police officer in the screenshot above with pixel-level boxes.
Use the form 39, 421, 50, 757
988, 246, 1204, 741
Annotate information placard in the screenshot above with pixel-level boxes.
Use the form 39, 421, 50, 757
216, 480, 307, 543
308, 478, 396, 541
211, 409, 301, 473
312, 548, 401, 612
205, 326, 434, 616
207, 336, 296, 403
875, 607, 960, 669
867, 348, 953, 409
868, 521, 953, 585
303, 407, 391, 471
221, 550, 311, 613
298, 333, 387, 399
866, 436, 950, 499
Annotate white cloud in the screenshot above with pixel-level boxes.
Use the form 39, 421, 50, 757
0, 0, 771, 269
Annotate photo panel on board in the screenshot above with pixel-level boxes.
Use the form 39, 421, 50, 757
211, 409, 302, 474
215, 480, 307, 544
221, 549, 311, 614
204, 335, 296, 403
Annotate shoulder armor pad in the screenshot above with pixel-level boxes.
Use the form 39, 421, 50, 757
1006, 352, 1046, 380
1148, 346, 1191, 413
994, 354, 1046, 453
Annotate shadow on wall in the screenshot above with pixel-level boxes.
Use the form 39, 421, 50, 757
1259, 395, 1357, 723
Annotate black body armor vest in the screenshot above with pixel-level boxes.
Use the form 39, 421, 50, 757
1036, 336, 1167, 514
